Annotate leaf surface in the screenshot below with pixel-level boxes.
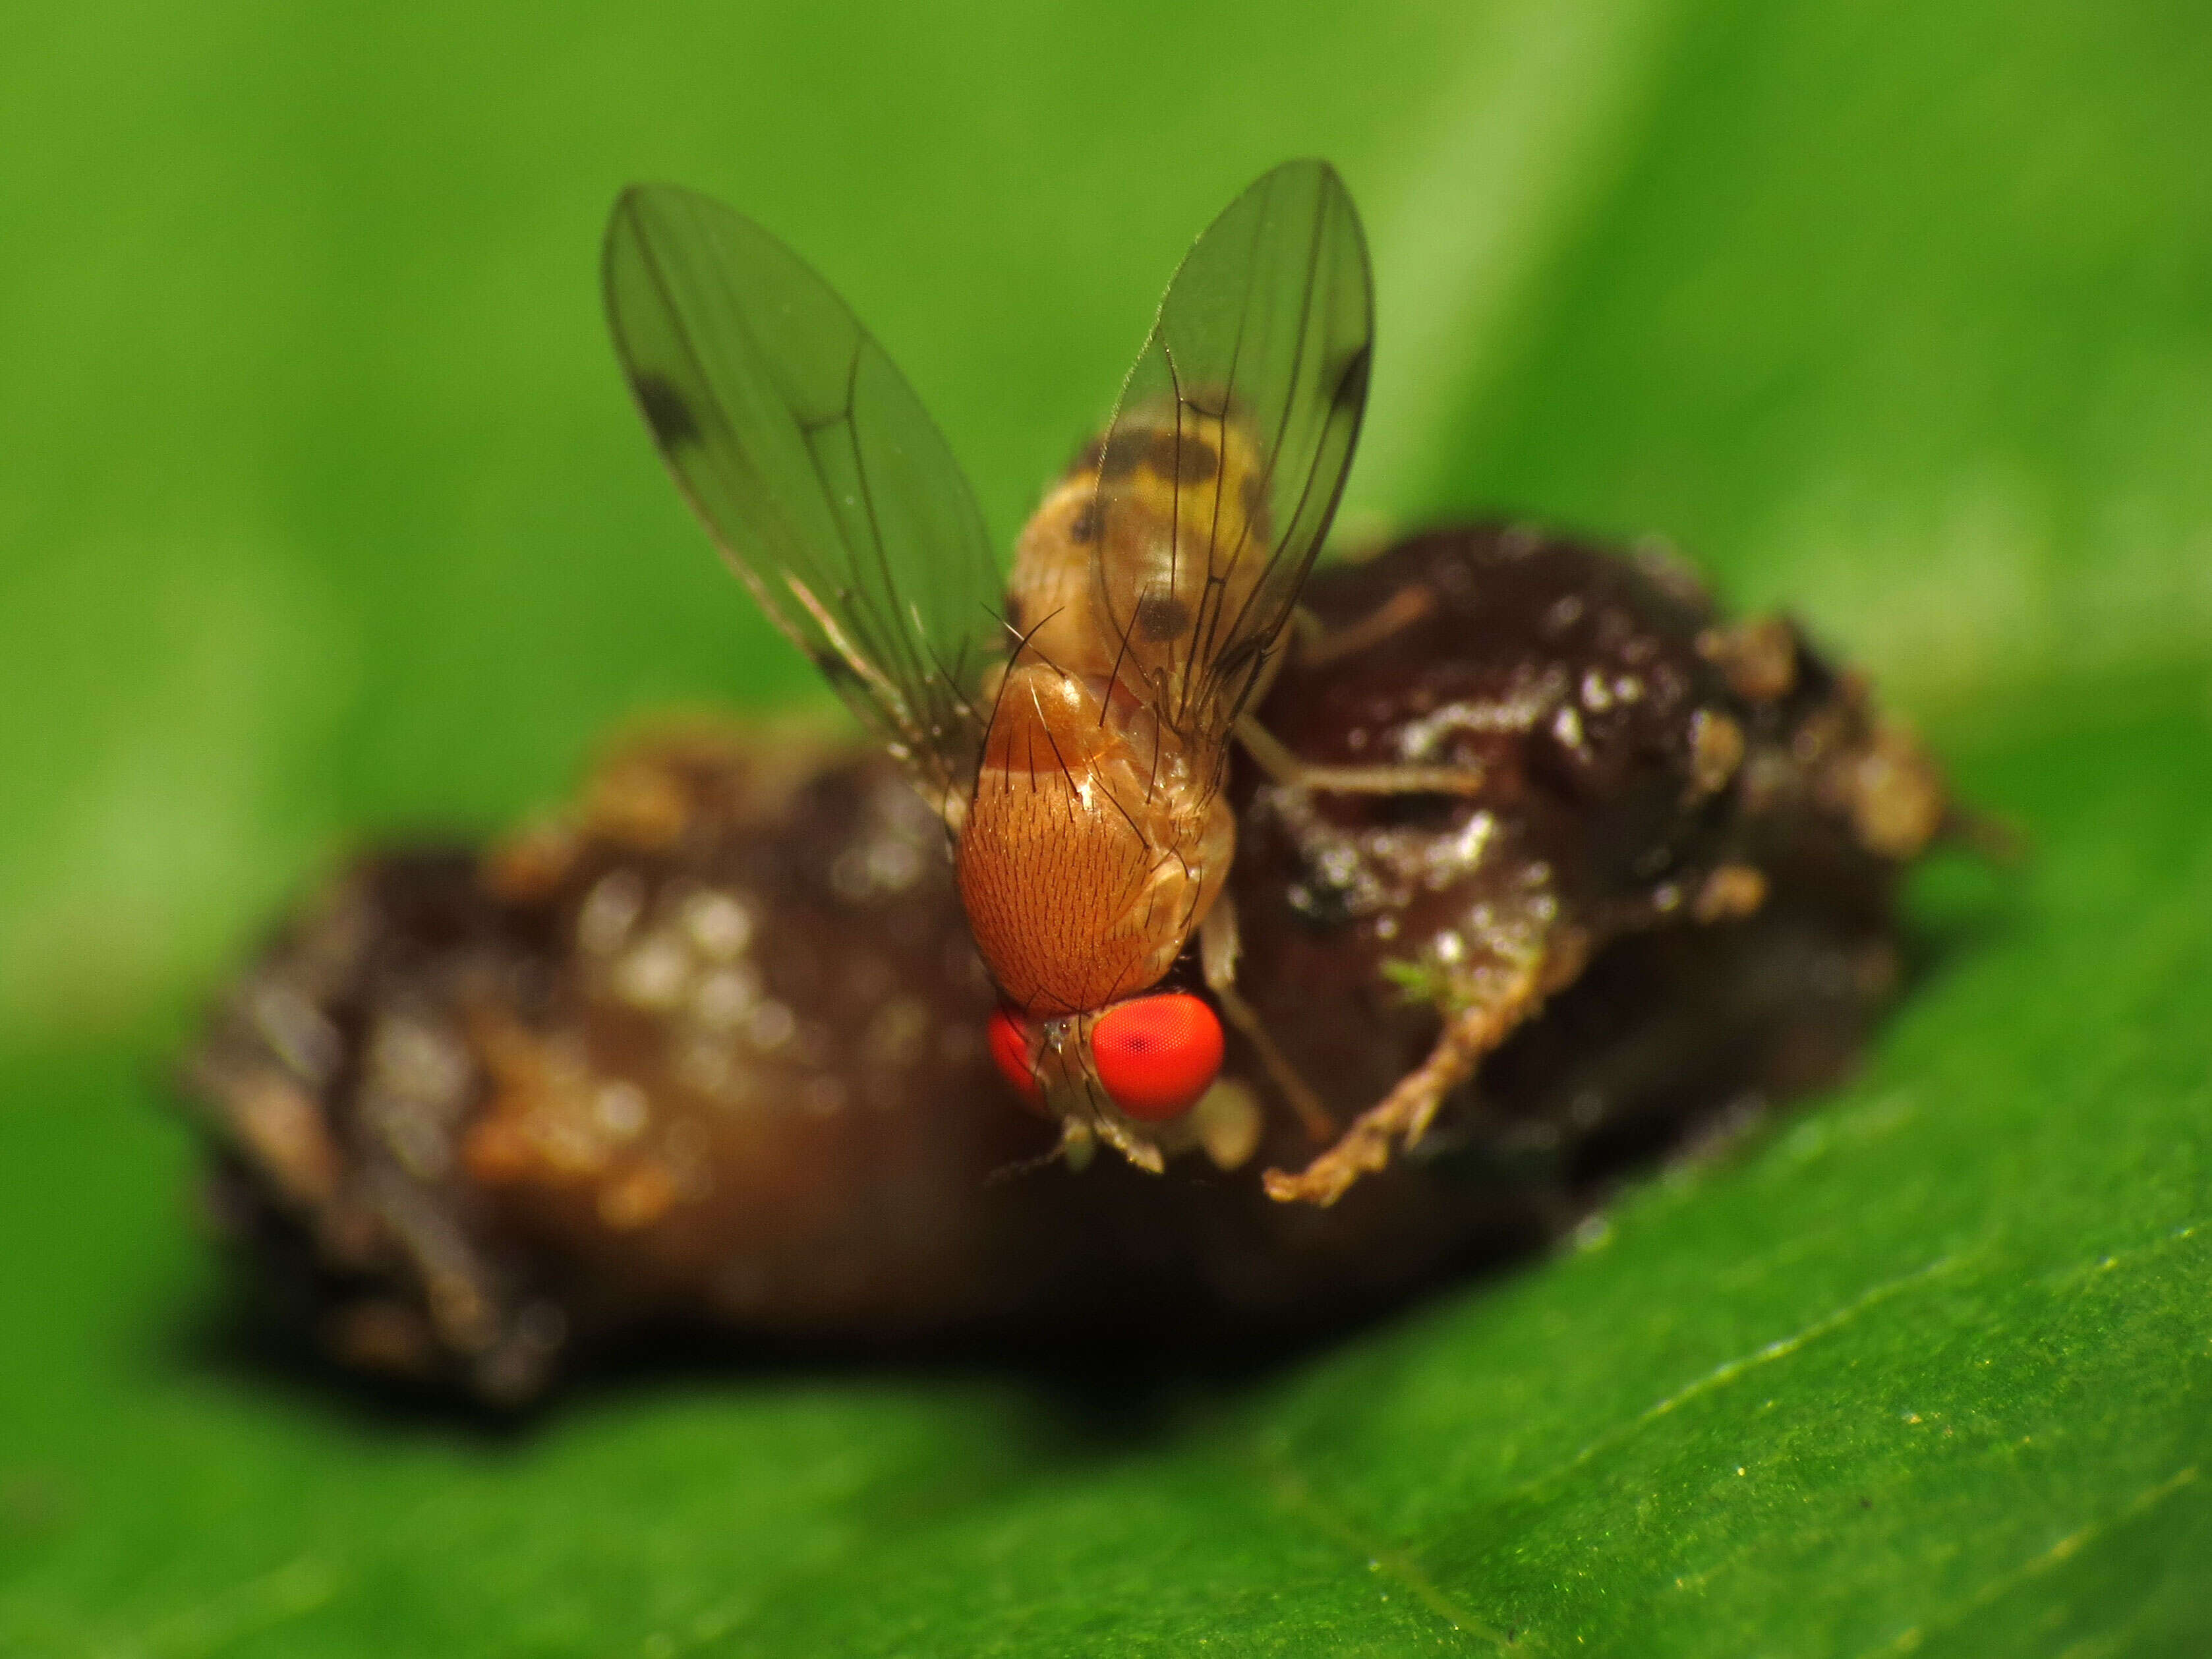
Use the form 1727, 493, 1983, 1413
2, 0, 2209, 1652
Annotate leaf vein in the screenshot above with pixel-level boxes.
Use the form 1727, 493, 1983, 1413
1260, 1455, 1518, 1652
1507, 1254, 1967, 1499
1852, 1466, 2201, 1658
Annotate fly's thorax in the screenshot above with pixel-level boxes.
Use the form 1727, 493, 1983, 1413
1006, 409, 1274, 726
956, 661, 1232, 1016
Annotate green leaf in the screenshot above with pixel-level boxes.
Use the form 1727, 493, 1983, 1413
3, 0, 2208, 1653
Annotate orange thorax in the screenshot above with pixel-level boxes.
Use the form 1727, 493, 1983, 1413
956, 666, 1230, 1016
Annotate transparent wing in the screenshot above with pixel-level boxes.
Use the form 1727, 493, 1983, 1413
1089, 159, 1373, 747
604, 185, 1004, 810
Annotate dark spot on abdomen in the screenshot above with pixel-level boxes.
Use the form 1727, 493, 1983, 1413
1099, 428, 1152, 480
1148, 430, 1218, 484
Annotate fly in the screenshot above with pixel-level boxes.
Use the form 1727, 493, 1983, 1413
604, 161, 1484, 1197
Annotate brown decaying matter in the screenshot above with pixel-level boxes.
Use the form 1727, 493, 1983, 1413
183, 525, 1950, 1403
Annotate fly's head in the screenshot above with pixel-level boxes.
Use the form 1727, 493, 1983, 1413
987, 993, 1226, 1173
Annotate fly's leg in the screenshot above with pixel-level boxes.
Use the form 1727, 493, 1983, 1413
1198, 898, 1335, 1146
1294, 584, 1434, 668
1262, 958, 1546, 1207
1235, 583, 1511, 1199
1238, 589, 1484, 794
1235, 715, 1488, 798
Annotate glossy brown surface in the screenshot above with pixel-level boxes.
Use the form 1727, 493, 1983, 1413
1243, 525, 1942, 1200
184, 525, 1948, 1402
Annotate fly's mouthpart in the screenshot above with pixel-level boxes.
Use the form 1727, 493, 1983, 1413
1095, 1117, 1166, 1175
1056, 1119, 1096, 1173
1037, 1110, 1167, 1178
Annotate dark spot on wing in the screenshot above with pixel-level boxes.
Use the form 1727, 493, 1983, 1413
1147, 430, 1218, 484
1069, 434, 1106, 477
1331, 344, 1373, 413
633, 372, 700, 449
1136, 593, 1191, 642
1068, 503, 1102, 544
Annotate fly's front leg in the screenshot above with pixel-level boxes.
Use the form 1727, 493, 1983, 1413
1198, 897, 1335, 1146
1261, 958, 1545, 1207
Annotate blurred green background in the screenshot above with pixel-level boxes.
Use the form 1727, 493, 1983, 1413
3, 0, 2210, 1652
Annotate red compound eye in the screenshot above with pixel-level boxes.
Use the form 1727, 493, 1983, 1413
987, 1006, 1045, 1111
1091, 993, 1223, 1122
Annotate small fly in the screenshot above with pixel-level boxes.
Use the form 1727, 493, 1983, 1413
604, 161, 1483, 1194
